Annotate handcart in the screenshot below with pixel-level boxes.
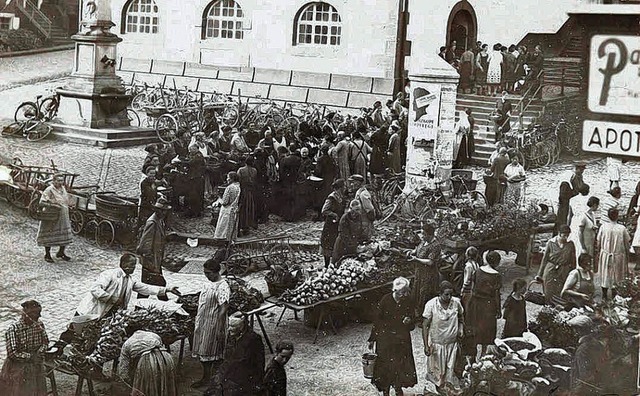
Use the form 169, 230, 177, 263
94, 193, 138, 248
214, 233, 293, 276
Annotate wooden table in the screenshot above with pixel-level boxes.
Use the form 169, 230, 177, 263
44, 360, 96, 396
266, 280, 399, 343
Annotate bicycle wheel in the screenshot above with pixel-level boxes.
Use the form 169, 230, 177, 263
2, 122, 24, 137
39, 97, 59, 121
26, 121, 52, 142
131, 93, 147, 111
155, 114, 179, 143
222, 105, 240, 127
14, 102, 38, 123
378, 202, 400, 224
280, 116, 300, 138
125, 109, 140, 127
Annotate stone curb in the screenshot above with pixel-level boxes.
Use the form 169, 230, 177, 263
0, 72, 71, 92
0, 45, 74, 59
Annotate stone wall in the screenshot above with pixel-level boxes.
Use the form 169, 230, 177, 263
116, 58, 396, 112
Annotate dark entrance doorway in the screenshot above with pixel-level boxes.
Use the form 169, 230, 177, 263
446, 2, 477, 57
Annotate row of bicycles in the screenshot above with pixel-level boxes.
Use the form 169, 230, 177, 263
125, 79, 335, 144
503, 118, 581, 170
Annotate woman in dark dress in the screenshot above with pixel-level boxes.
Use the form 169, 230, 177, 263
184, 145, 206, 217
367, 277, 417, 396
536, 225, 577, 305
467, 250, 502, 359
320, 179, 346, 267
332, 199, 366, 263
138, 166, 158, 229
313, 146, 338, 220
369, 124, 389, 176
237, 156, 258, 235
407, 223, 440, 318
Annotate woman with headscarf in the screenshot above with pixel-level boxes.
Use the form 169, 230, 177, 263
332, 199, 366, 263
37, 174, 74, 262
367, 277, 417, 396
422, 281, 464, 392
192, 253, 231, 389
466, 251, 502, 359
214, 172, 241, 241
237, 156, 258, 236
117, 329, 177, 396
536, 225, 577, 305
597, 208, 631, 301
486, 43, 504, 96
320, 179, 346, 267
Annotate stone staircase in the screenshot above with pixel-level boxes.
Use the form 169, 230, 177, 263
47, 24, 72, 45
15, 0, 72, 45
456, 93, 543, 164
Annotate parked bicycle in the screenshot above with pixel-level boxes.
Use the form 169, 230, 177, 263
10, 89, 62, 141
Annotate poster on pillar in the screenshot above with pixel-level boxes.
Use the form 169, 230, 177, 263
407, 82, 441, 176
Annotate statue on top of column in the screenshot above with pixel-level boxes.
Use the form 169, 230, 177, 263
80, 0, 117, 36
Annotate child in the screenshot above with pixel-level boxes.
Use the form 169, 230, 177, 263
502, 278, 527, 338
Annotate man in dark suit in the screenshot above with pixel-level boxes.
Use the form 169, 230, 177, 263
135, 197, 171, 300
279, 146, 303, 221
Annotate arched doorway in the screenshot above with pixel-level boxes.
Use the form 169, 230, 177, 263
446, 1, 477, 57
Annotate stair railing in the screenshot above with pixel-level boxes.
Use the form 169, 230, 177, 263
510, 68, 545, 132
16, 0, 52, 39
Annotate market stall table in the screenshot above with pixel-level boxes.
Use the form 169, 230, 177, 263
44, 360, 97, 396
241, 301, 278, 353
267, 279, 408, 343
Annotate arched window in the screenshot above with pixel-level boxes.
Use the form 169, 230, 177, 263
202, 0, 244, 40
294, 2, 341, 46
122, 0, 159, 34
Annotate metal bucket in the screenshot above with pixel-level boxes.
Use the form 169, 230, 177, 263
361, 353, 377, 379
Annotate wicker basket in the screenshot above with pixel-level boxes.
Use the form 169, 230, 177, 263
35, 204, 61, 221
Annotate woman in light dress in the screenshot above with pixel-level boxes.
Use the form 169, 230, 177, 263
192, 254, 231, 388
37, 174, 74, 262
486, 43, 504, 96
214, 171, 241, 240
597, 208, 631, 301
503, 155, 526, 207
422, 281, 464, 393
578, 197, 599, 269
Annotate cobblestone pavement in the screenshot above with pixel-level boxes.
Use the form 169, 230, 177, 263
0, 50, 73, 91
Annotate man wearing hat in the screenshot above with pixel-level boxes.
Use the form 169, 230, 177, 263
136, 197, 172, 298
1, 300, 49, 396
349, 174, 375, 240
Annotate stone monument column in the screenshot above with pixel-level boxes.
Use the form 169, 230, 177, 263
56, 0, 130, 128
405, 55, 459, 193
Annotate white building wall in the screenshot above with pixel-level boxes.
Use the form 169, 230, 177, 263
112, 0, 399, 79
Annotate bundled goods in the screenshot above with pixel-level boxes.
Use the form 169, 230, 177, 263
227, 276, 264, 313
364, 249, 412, 286
87, 308, 193, 364
264, 264, 303, 297
280, 258, 374, 306
176, 293, 200, 316
461, 349, 538, 396
446, 203, 539, 242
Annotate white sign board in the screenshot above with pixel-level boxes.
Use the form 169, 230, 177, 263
588, 35, 640, 116
582, 120, 640, 157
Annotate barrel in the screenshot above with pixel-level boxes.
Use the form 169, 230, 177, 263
361, 353, 377, 379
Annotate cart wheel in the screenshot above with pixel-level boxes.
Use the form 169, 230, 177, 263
96, 220, 116, 248
69, 209, 85, 235
131, 93, 147, 111
27, 190, 42, 219
226, 252, 252, 276
155, 114, 179, 143
8, 188, 30, 209
84, 219, 98, 240
264, 243, 292, 267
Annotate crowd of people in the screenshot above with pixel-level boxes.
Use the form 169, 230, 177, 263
135, 94, 410, 242
440, 39, 544, 96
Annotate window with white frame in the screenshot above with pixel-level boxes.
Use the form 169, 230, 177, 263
123, 0, 158, 34
203, 0, 244, 40
294, 2, 341, 46
0, 16, 12, 30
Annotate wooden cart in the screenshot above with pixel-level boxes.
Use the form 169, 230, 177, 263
94, 193, 138, 248
214, 233, 293, 276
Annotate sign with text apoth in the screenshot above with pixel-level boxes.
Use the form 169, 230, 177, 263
588, 35, 640, 116
582, 120, 640, 156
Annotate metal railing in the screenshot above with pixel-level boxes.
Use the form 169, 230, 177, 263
507, 69, 545, 133
16, 0, 52, 39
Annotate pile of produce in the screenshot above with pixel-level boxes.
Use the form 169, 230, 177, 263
364, 249, 413, 286
69, 308, 194, 364
227, 276, 264, 313
176, 293, 200, 316
280, 258, 374, 306
528, 306, 587, 349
